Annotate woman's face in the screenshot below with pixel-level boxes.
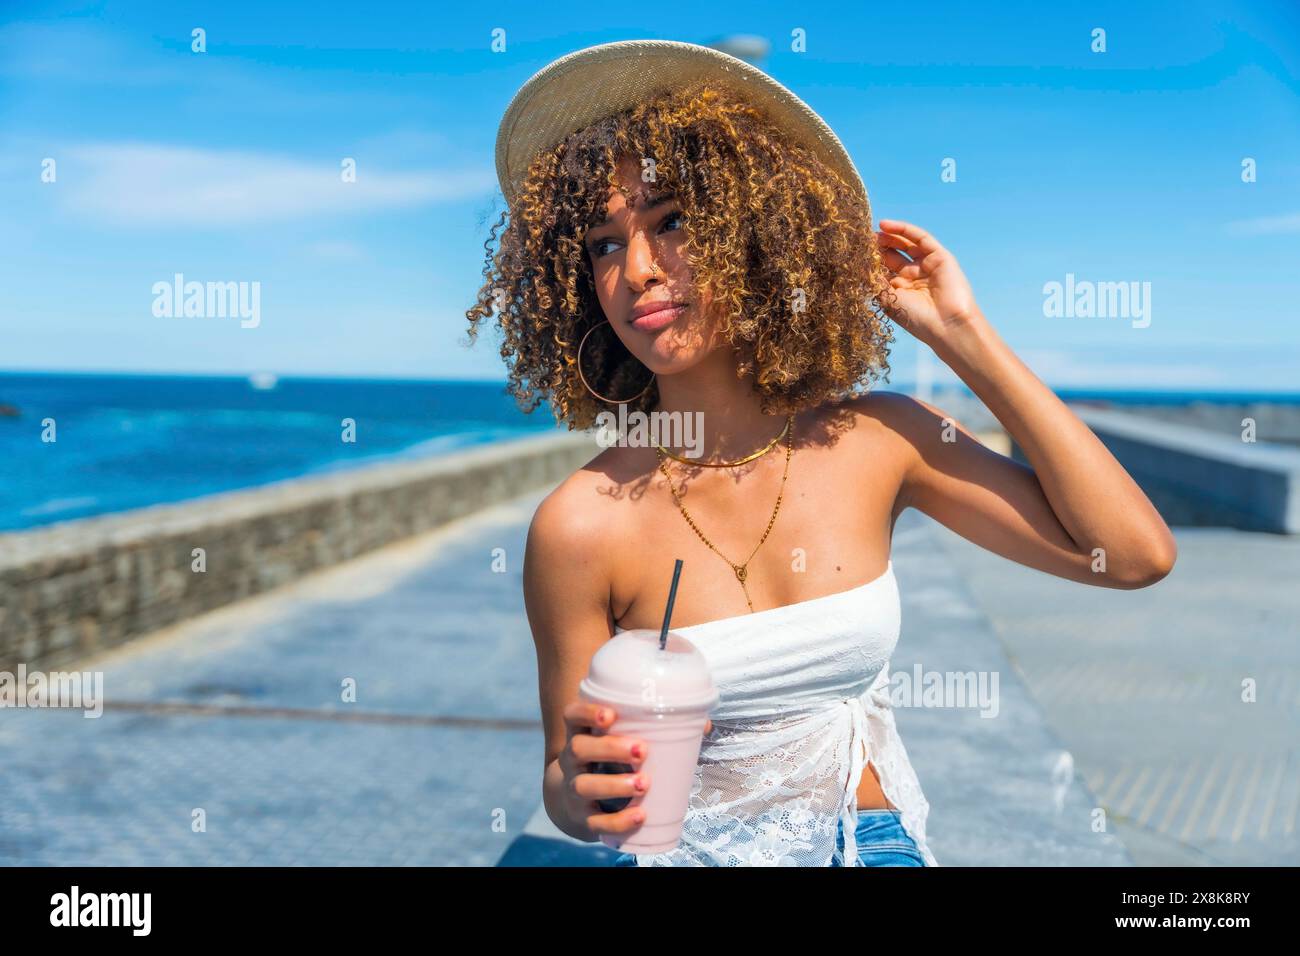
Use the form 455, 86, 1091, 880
582, 155, 721, 375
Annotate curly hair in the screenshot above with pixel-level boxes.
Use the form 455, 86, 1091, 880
465, 77, 898, 431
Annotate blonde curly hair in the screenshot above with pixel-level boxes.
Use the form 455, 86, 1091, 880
465, 77, 897, 431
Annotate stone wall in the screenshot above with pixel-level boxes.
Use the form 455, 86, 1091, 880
1010, 405, 1300, 534
0, 430, 596, 671
1077, 400, 1300, 447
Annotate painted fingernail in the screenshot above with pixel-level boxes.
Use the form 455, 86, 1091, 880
633, 775, 646, 791
631, 743, 644, 758
599, 708, 611, 723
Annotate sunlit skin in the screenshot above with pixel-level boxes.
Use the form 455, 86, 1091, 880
527, 157, 1178, 844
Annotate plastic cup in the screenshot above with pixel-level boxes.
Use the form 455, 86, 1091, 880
578, 627, 718, 854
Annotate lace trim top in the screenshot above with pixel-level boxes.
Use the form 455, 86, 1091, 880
613, 560, 938, 867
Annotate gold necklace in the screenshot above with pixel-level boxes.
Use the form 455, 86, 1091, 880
654, 413, 795, 613
655, 414, 793, 468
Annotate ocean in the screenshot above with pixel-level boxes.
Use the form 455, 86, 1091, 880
0, 372, 561, 532
2, 372, 1298, 534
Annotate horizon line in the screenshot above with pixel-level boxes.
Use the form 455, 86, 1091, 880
3, 368, 1300, 400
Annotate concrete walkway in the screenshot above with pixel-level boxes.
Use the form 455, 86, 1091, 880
934, 521, 1300, 866
0, 482, 1132, 866
0, 493, 549, 866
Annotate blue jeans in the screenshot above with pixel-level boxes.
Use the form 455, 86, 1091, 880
611, 808, 926, 866
830, 808, 927, 867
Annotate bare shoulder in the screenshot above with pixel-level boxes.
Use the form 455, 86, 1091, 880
834, 389, 982, 450
827, 390, 924, 457
524, 444, 638, 615
828, 390, 991, 516
527, 453, 616, 568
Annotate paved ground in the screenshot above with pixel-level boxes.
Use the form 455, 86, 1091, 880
1, 478, 1137, 866
0, 494, 548, 866
933, 522, 1300, 866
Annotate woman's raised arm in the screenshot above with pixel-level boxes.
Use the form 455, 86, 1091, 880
872, 219, 1176, 589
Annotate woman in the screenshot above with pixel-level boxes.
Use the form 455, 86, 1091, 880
466, 40, 1176, 866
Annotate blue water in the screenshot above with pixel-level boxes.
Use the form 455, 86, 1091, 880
0, 372, 560, 532
1051, 388, 1300, 405
3, 373, 1299, 534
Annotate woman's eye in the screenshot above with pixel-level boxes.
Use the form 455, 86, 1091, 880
588, 212, 681, 259
660, 210, 684, 232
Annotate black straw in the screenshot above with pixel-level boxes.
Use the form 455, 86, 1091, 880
660, 559, 684, 650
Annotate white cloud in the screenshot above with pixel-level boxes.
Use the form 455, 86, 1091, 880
58, 142, 495, 227
1012, 349, 1234, 387
1224, 211, 1300, 236
307, 239, 367, 261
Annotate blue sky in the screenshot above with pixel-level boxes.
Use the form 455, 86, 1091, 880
1, 0, 1298, 390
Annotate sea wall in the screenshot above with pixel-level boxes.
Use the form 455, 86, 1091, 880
0, 430, 596, 672
1011, 406, 1300, 534
1074, 400, 1300, 447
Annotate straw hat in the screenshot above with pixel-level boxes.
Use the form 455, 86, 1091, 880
494, 38, 867, 207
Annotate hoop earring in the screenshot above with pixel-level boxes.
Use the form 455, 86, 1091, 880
576, 320, 656, 404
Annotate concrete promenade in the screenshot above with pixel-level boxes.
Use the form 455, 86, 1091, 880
934, 522, 1300, 866
1, 491, 549, 865
0, 474, 1146, 866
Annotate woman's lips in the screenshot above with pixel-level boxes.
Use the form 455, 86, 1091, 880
630, 304, 687, 332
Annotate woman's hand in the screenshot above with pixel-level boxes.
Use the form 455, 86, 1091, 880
876, 218, 982, 348
558, 702, 711, 841
557, 702, 648, 838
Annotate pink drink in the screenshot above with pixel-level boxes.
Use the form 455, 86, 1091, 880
579, 628, 718, 854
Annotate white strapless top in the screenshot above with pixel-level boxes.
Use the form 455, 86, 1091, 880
614, 560, 938, 867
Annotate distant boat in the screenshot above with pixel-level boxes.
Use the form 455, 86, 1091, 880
249, 372, 278, 391
0, 402, 19, 417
